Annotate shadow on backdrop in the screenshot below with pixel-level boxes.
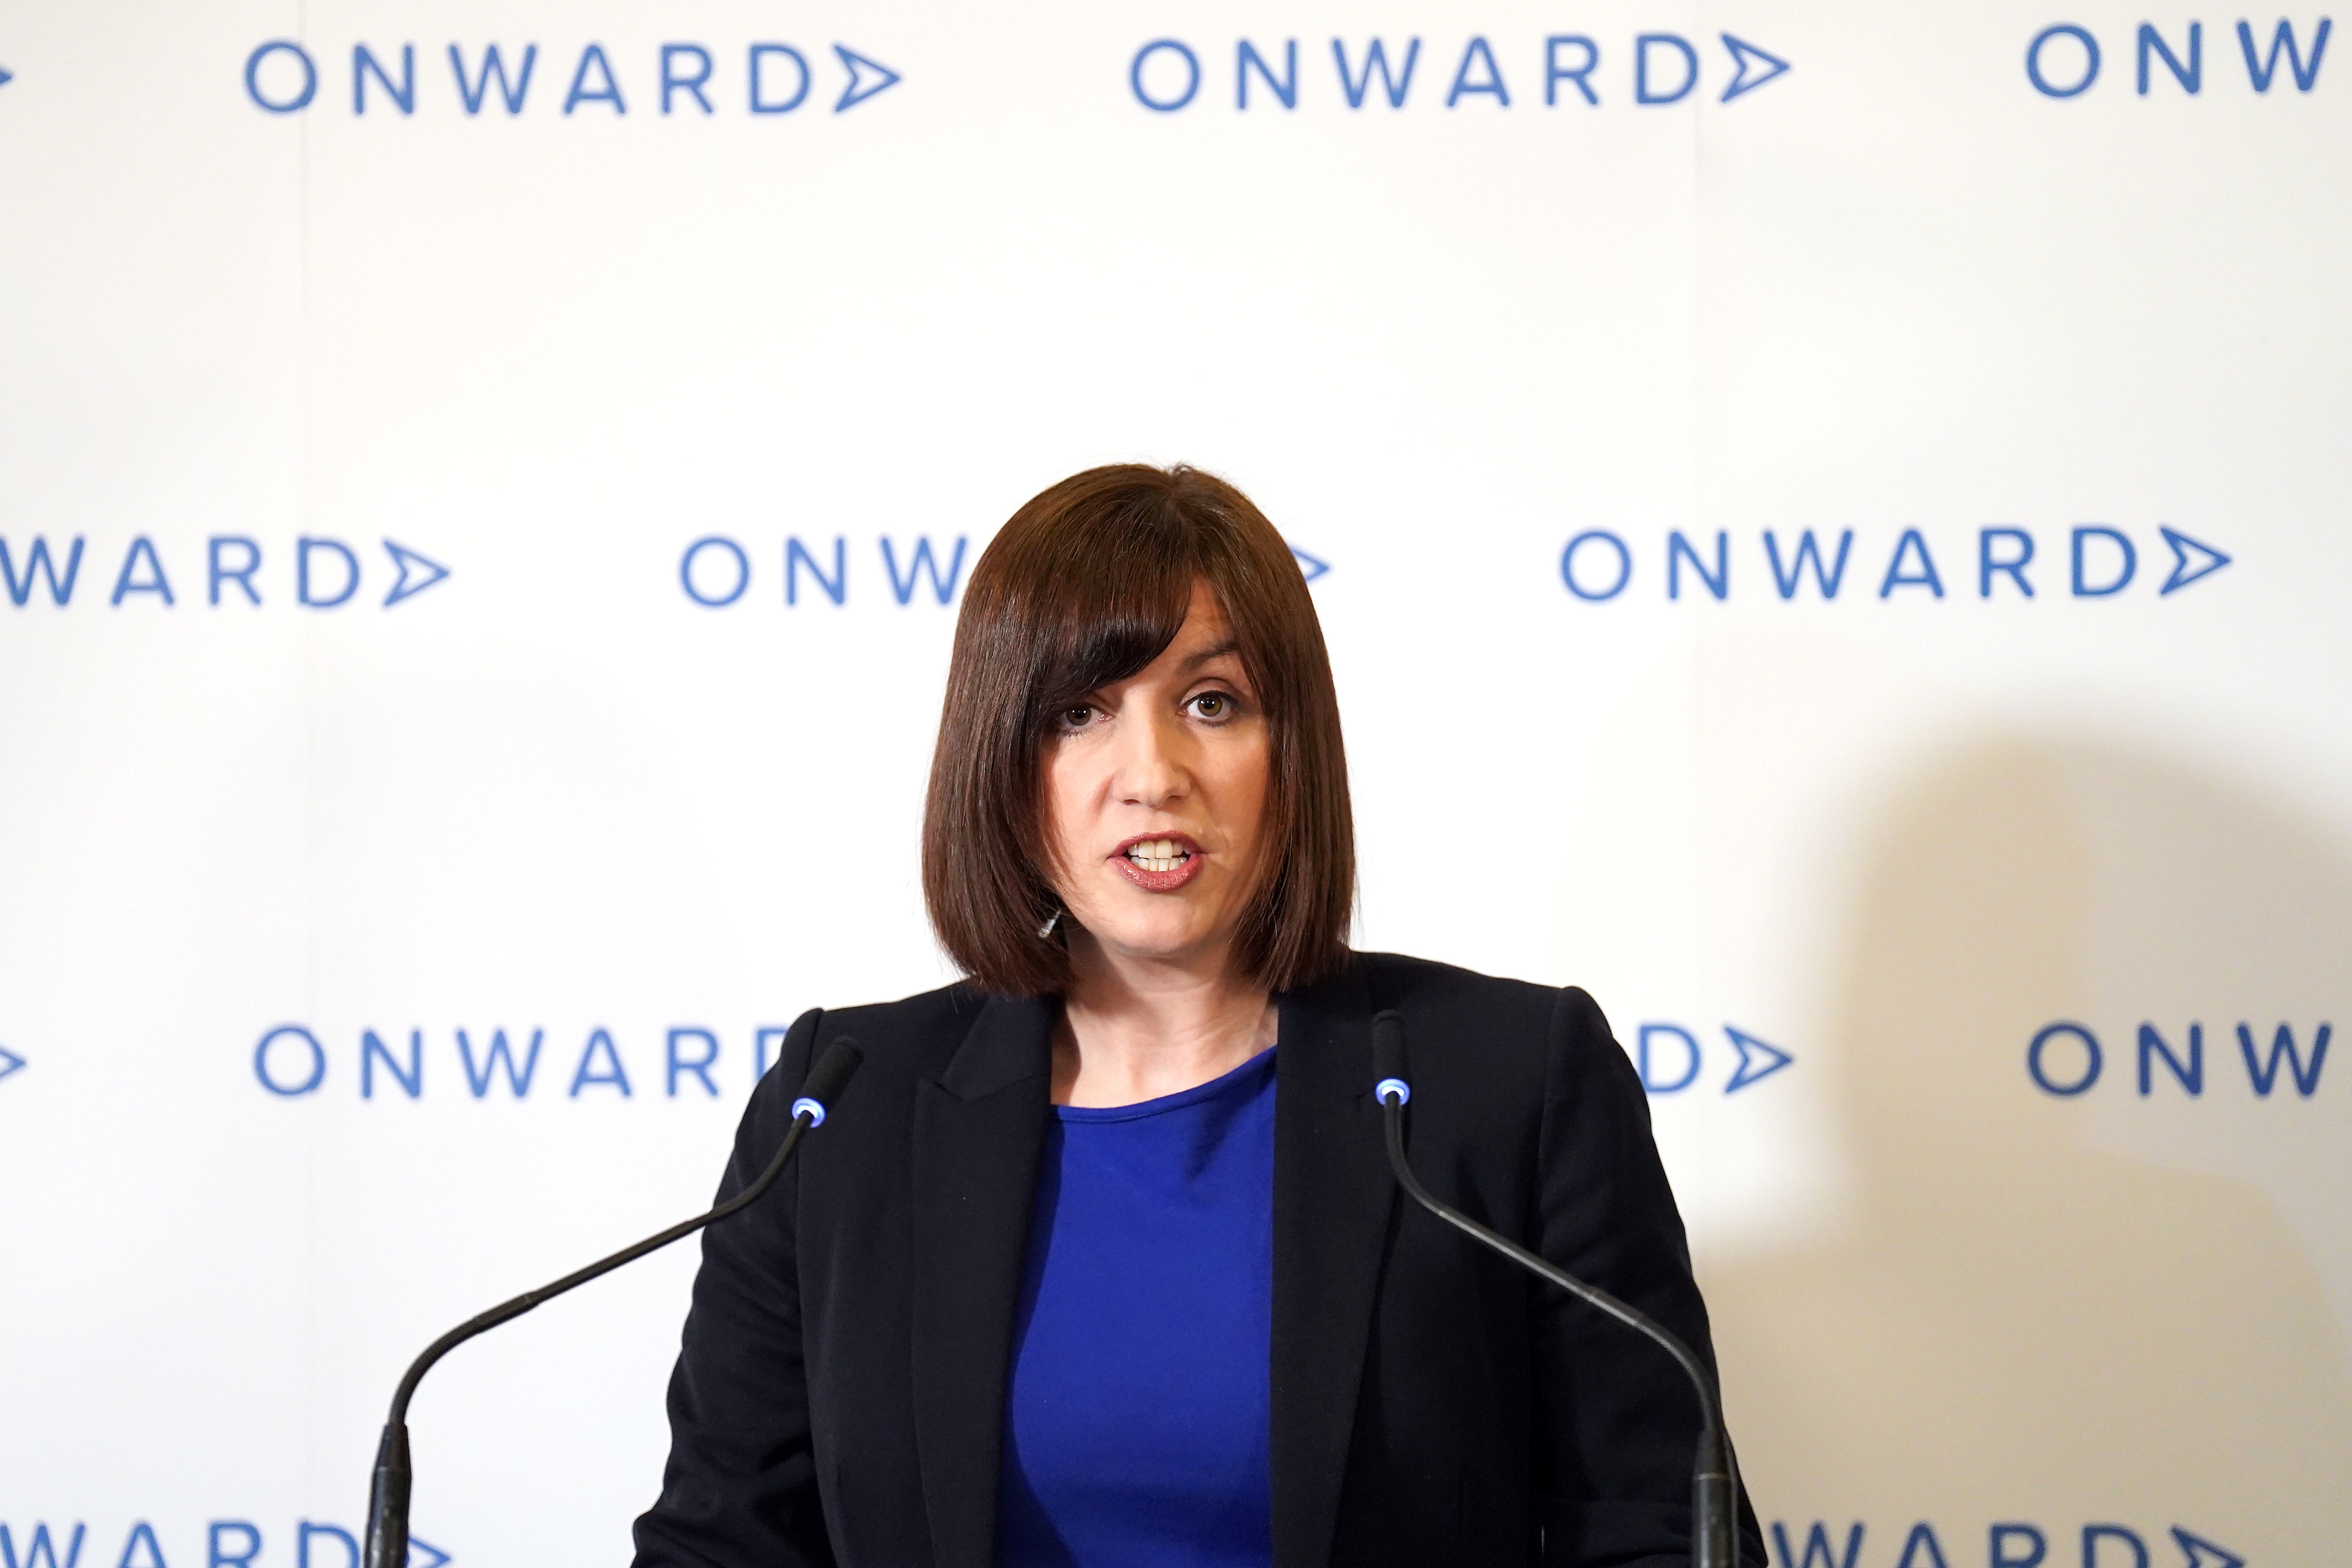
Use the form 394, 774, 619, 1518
1705, 735, 2352, 1559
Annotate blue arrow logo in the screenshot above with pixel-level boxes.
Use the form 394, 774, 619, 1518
382, 539, 450, 607
834, 45, 901, 111
1720, 35, 1790, 102
1722, 1026, 1793, 1092
1290, 544, 1330, 583
2171, 1527, 2244, 1568
2158, 526, 2230, 595
406, 1536, 451, 1568
0, 65, 14, 90
0, 1045, 23, 1084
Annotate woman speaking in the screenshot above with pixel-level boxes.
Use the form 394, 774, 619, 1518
630, 465, 1764, 1568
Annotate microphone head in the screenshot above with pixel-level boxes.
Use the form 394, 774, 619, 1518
791, 1038, 864, 1127
1371, 1010, 1409, 1105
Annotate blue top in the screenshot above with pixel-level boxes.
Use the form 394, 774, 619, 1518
996, 1047, 1278, 1568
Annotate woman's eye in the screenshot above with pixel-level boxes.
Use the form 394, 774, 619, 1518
1190, 692, 1232, 719
1058, 704, 1097, 730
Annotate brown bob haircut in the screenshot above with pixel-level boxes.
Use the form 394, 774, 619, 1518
922, 463, 1355, 997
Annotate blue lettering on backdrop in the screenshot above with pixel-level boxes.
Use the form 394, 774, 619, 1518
1133, 33, 1785, 110
2157, 525, 2230, 592
1545, 36, 1601, 105
208, 1522, 261, 1568
787, 536, 846, 606
1634, 1023, 1794, 1094
1719, 34, 1791, 101
662, 44, 715, 114
209, 537, 262, 605
109, 537, 174, 607
2081, 1524, 2148, 1567
681, 535, 751, 606
296, 1522, 358, 1568
880, 535, 970, 605
382, 540, 450, 606
1990, 1523, 2047, 1568
120, 1522, 167, 1568
2138, 22, 2204, 94
2235, 1022, 2330, 1096
362, 1029, 423, 1099
1447, 37, 1511, 106
2030, 1019, 2334, 1097
1668, 530, 1729, 601
0, 1525, 444, 1568
1560, 530, 1632, 601
353, 44, 415, 115
750, 45, 811, 113
1634, 34, 1699, 104
254, 1026, 327, 1096
2071, 525, 2136, 596
2170, 1526, 2247, 1568
1764, 529, 1854, 599
832, 46, 901, 112
565, 43, 626, 114
1239, 39, 1299, 109
0, 1044, 25, 1084
0, 1523, 86, 1568
245, 42, 318, 113
2028, 1022, 2104, 1096
2028, 25, 2103, 96
2138, 1022, 2204, 1096
297, 537, 360, 608
1892, 1523, 1951, 1568
1636, 1024, 1703, 1093
1770, 1521, 1864, 1568
668, 1028, 721, 1097
1334, 38, 1419, 108
2032, 18, 2330, 96
1979, 528, 2036, 598
1558, 526, 2225, 605
1723, 1026, 1795, 1092
1288, 544, 1331, 582
456, 1027, 544, 1097
1879, 529, 1945, 598
2240, 18, 2331, 90
571, 1029, 634, 1096
1132, 40, 1201, 111
1, 536, 84, 606
450, 44, 535, 113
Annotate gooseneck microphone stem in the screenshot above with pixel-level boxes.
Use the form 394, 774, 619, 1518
362, 1040, 863, 1568
1370, 1013, 1737, 1568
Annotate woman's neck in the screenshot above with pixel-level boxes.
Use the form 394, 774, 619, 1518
1052, 932, 1276, 1108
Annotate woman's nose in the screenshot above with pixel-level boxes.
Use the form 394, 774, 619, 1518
1111, 708, 1188, 807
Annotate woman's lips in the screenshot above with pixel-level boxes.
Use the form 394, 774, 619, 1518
1111, 834, 1205, 892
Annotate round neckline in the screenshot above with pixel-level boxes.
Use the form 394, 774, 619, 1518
1053, 1044, 1276, 1123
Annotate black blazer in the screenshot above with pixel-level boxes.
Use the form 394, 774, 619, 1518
631, 952, 1766, 1568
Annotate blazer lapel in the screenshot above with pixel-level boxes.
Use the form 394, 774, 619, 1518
909, 992, 1057, 1568
1270, 961, 1394, 1568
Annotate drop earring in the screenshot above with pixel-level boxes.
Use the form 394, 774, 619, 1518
1036, 907, 1062, 940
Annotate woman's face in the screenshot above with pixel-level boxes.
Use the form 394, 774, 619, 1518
1041, 580, 1272, 976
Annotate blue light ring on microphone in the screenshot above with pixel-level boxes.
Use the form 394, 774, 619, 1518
1375, 1078, 1411, 1107
791, 1097, 827, 1126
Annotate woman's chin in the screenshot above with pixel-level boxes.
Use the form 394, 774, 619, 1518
1071, 911, 1232, 971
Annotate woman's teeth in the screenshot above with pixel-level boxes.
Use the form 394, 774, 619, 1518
1125, 839, 1191, 872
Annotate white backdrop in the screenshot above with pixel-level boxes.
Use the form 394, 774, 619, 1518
3, 2, 2349, 1565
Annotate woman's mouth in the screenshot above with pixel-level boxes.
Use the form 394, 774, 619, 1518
1112, 834, 1205, 891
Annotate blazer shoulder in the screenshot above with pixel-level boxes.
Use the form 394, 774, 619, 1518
810, 979, 994, 1078
1351, 949, 1582, 1030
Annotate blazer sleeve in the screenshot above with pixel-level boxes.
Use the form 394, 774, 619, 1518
631, 1008, 837, 1568
1532, 987, 1767, 1568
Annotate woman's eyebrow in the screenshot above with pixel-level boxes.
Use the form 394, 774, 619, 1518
1180, 639, 1241, 671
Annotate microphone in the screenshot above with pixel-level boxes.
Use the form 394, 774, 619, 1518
362, 1038, 864, 1568
1369, 1011, 1740, 1568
